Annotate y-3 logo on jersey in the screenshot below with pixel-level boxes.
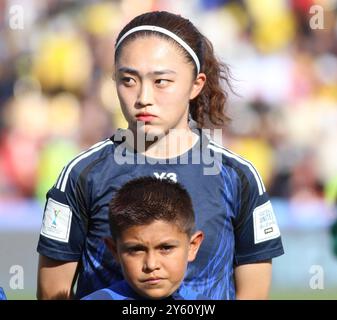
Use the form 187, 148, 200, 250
154, 172, 177, 182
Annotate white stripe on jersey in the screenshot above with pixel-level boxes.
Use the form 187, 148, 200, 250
56, 139, 109, 189
57, 139, 113, 192
55, 166, 66, 189
207, 141, 265, 196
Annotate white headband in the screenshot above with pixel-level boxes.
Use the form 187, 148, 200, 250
115, 25, 200, 74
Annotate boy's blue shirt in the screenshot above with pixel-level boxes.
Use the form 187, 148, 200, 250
0, 287, 7, 300
81, 280, 209, 300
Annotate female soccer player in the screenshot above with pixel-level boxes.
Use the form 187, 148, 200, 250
37, 11, 284, 300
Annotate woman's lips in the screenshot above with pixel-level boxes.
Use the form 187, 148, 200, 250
136, 113, 157, 122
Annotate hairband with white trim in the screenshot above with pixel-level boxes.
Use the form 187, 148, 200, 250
115, 25, 201, 74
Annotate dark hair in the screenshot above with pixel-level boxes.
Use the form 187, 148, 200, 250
114, 11, 232, 128
108, 176, 195, 239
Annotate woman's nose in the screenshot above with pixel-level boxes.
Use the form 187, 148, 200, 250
136, 82, 154, 107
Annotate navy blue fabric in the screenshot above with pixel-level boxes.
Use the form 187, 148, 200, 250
81, 280, 208, 300
37, 129, 284, 299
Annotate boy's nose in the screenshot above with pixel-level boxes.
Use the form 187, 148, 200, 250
143, 251, 160, 272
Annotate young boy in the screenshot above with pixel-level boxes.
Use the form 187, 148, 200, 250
82, 177, 205, 300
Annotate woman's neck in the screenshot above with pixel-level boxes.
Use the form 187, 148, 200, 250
129, 127, 199, 159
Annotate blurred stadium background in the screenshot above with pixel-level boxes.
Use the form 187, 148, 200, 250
1, 0, 337, 300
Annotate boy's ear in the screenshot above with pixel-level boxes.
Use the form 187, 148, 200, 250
104, 237, 119, 263
187, 231, 204, 262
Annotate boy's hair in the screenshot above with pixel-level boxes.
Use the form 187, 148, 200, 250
108, 177, 195, 239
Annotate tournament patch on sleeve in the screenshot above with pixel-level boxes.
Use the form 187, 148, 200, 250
253, 200, 281, 244
40, 198, 72, 243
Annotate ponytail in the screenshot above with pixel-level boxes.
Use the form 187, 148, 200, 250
190, 35, 232, 128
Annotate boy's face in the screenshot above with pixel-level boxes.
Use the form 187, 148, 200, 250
106, 220, 203, 299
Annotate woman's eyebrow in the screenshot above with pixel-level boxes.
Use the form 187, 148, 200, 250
117, 67, 139, 76
117, 67, 176, 76
152, 70, 176, 75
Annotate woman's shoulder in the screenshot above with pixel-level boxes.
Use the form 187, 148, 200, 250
205, 136, 266, 195
54, 138, 115, 192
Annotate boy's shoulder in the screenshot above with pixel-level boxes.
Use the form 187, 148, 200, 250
81, 281, 210, 300
176, 284, 211, 300
81, 281, 134, 300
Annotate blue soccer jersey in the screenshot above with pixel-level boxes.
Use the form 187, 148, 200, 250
37, 128, 284, 299
81, 280, 208, 300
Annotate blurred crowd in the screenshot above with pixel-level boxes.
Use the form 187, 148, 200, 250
0, 0, 337, 227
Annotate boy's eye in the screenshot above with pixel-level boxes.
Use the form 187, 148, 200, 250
159, 245, 175, 253
126, 246, 144, 254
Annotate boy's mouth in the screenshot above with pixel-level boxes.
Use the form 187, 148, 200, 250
141, 277, 164, 285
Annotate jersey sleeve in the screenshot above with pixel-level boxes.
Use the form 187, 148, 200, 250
233, 166, 284, 265
37, 166, 88, 261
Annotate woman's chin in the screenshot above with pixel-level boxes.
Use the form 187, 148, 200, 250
139, 125, 167, 141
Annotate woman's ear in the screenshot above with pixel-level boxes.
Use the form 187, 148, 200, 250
112, 69, 116, 81
104, 237, 119, 263
187, 230, 204, 262
189, 73, 206, 100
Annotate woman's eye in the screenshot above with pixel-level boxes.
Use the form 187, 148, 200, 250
155, 79, 170, 87
121, 77, 136, 86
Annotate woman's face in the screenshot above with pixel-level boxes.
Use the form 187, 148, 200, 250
114, 36, 205, 138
